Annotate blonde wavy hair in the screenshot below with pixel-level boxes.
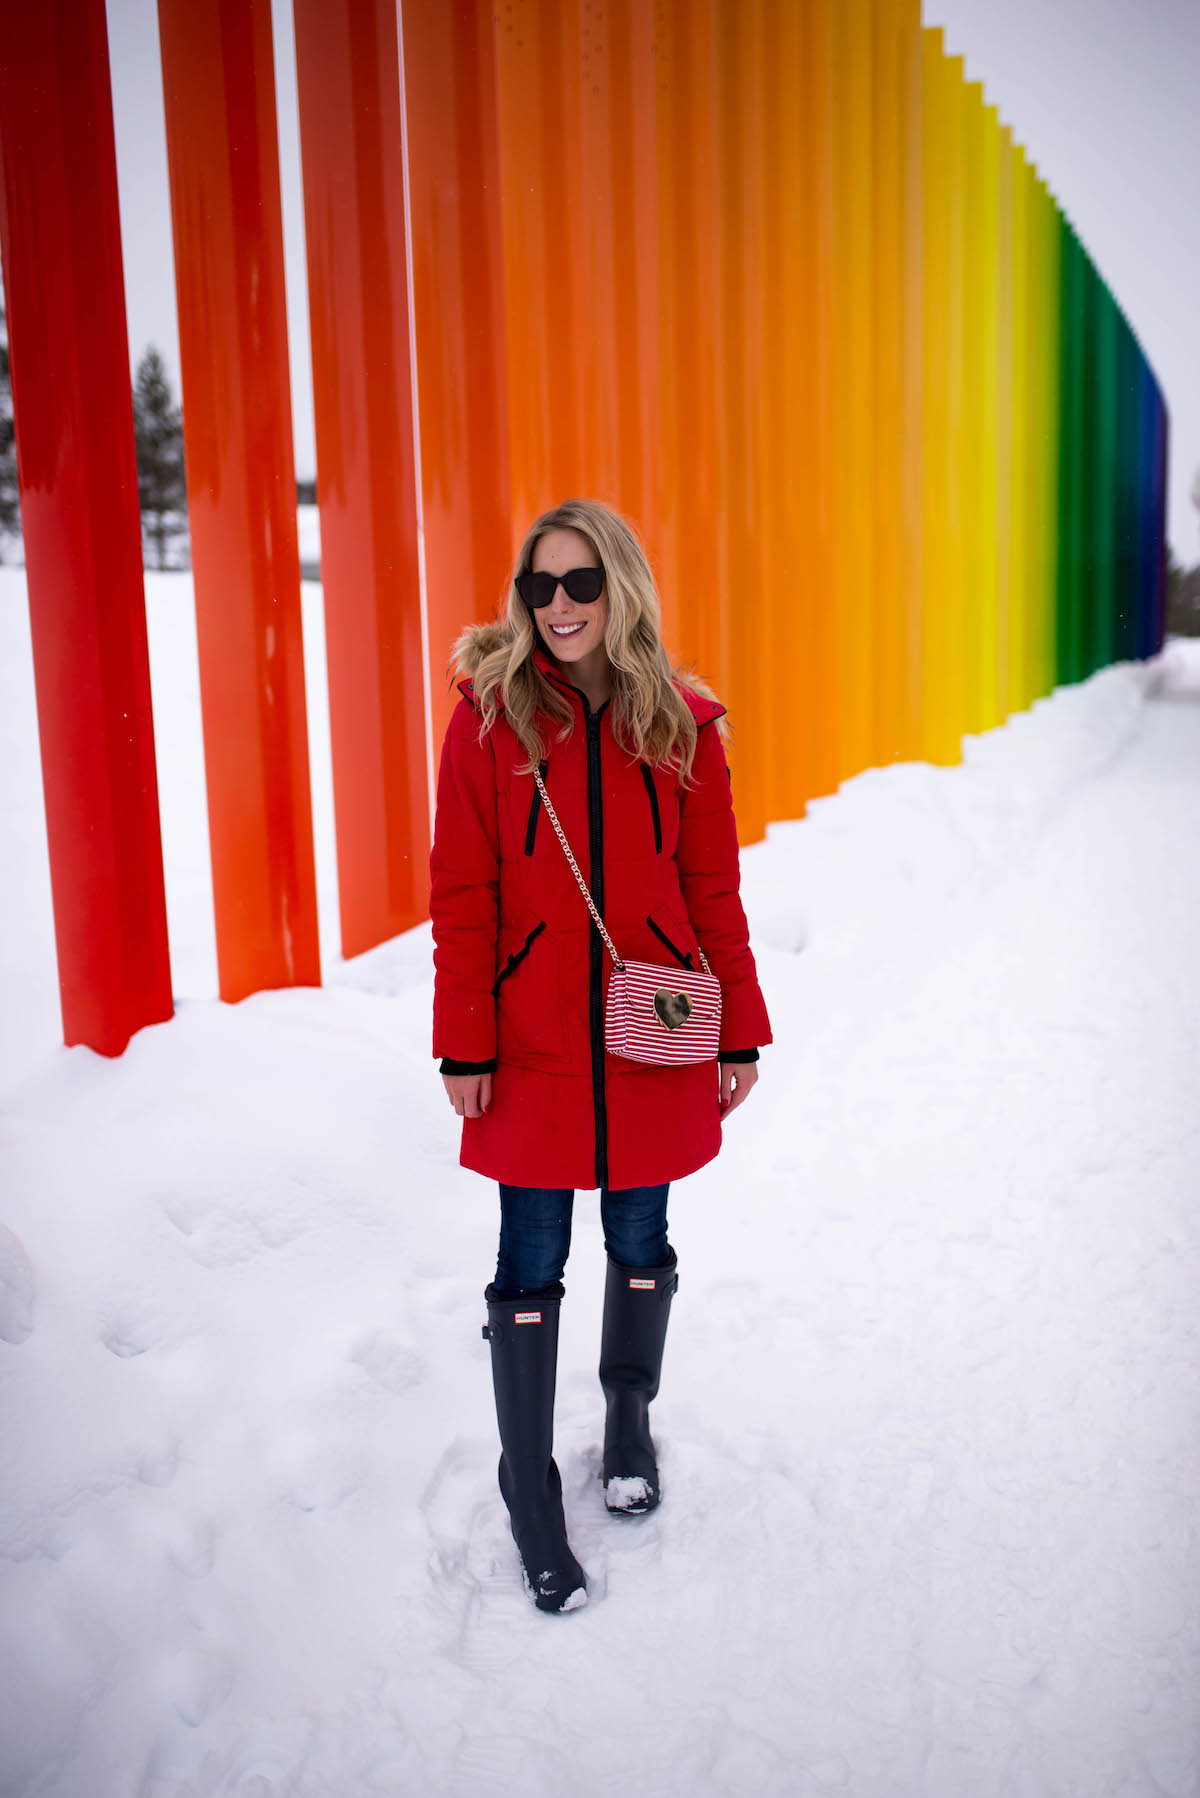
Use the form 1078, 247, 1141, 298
448, 498, 726, 784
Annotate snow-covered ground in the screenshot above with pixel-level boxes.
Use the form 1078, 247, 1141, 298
2, 568, 1199, 1797
296, 504, 320, 575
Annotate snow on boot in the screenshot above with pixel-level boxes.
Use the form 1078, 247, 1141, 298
482, 1283, 587, 1614
598, 1248, 678, 1515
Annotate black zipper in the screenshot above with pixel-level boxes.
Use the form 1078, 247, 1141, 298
584, 697, 610, 1189
647, 915, 694, 970
524, 759, 549, 855
492, 920, 546, 996
640, 764, 662, 852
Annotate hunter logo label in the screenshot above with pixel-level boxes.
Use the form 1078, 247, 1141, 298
629, 1278, 656, 1290
514, 1311, 541, 1324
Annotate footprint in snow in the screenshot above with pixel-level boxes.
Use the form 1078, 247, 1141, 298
158, 1641, 235, 1727
421, 1435, 607, 1636
283, 1461, 362, 1513
138, 1733, 289, 1796
454, 1730, 560, 1790
698, 1278, 763, 1343
101, 1310, 160, 1358
0, 1221, 35, 1344
751, 899, 810, 955
159, 1191, 307, 1267
165, 1518, 216, 1579
137, 1442, 180, 1487
711, 1728, 789, 1793
418, 1438, 536, 1639
420, 1436, 493, 1569
348, 1327, 424, 1395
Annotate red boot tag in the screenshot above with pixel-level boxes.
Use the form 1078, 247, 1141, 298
629, 1278, 655, 1291
514, 1311, 542, 1324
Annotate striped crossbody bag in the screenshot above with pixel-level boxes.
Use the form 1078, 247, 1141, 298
532, 766, 722, 1066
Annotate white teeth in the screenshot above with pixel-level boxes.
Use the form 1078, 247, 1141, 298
550, 622, 585, 636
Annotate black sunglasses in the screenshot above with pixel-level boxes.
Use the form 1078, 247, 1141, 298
515, 566, 606, 609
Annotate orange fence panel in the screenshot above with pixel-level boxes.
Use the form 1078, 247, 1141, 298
158, 0, 320, 1001
294, 0, 429, 957
399, 0, 512, 762
654, 0, 721, 689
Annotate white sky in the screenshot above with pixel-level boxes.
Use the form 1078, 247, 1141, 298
103, 0, 1198, 564
925, 0, 1199, 564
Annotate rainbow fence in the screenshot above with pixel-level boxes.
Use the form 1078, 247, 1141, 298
0, 0, 1168, 1056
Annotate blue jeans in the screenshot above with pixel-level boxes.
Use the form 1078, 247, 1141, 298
494, 1183, 671, 1295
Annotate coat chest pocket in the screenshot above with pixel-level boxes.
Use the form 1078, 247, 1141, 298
523, 760, 549, 855
646, 910, 694, 970
639, 764, 663, 852
637, 763, 681, 857
494, 909, 568, 1062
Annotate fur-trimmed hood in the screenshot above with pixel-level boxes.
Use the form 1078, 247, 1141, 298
453, 618, 511, 678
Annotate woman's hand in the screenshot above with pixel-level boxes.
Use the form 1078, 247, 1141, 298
719, 1061, 758, 1117
443, 1071, 493, 1118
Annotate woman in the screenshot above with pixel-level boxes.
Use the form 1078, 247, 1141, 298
429, 498, 772, 1614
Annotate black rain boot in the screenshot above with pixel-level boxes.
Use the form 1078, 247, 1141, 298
599, 1247, 678, 1514
482, 1282, 587, 1614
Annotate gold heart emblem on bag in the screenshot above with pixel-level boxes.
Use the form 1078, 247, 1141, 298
653, 989, 693, 1031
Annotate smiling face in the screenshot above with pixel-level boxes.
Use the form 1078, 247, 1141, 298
529, 527, 610, 669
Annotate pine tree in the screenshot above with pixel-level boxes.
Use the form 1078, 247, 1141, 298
132, 344, 187, 570
0, 302, 19, 556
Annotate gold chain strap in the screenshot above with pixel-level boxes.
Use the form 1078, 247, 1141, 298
532, 765, 712, 978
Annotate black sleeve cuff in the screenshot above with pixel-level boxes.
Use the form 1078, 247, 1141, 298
439, 1056, 498, 1076
718, 1048, 760, 1064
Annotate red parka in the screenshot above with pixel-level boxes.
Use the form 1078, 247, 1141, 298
429, 634, 772, 1190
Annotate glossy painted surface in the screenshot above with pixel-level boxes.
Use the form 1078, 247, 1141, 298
919, 29, 951, 766
961, 79, 986, 733
652, 0, 721, 718
1114, 313, 1141, 665
1036, 169, 1057, 701
830, 0, 877, 783
1000, 123, 1029, 722
1135, 354, 1164, 660
869, 0, 902, 768
5, 0, 1174, 1057
1056, 223, 1087, 686
158, 0, 320, 1003
293, 0, 429, 958
713, 0, 768, 842
0, 0, 172, 1056
758, 0, 800, 819
896, 0, 925, 766
970, 95, 1000, 733
399, 0, 513, 768
920, 34, 970, 767
942, 54, 969, 756
769, 0, 840, 815
398, 0, 1167, 839
1022, 174, 1051, 705
1094, 284, 1120, 672
871, 0, 924, 768
1148, 384, 1169, 658
491, 0, 663, 546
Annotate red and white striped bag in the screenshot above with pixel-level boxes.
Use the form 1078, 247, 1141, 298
533, 767, 722, 1067
602, 956, 721, 1064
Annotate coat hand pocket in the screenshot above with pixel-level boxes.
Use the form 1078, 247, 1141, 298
494, 909, 569, 1062
645, 907, 698, 972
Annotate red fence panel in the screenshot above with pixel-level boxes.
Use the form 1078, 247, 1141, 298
0, 0, 172, 1056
